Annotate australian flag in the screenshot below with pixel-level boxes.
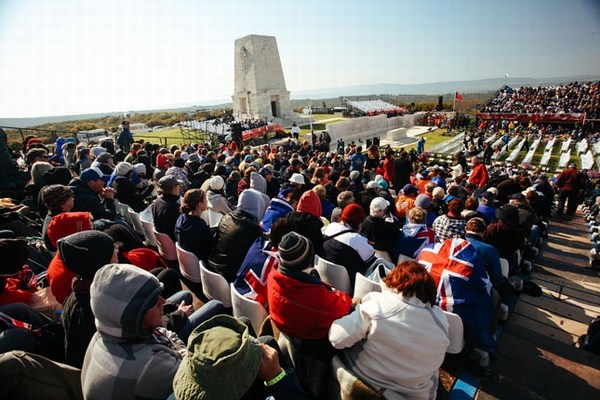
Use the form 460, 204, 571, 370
418, 238, 496, 349
233, 236, 279, 309
391, 223, 437, 261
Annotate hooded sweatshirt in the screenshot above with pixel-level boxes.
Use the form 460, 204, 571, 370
391, 223, 437, 261
81, 264, 185, 400
248, 172, 270, 216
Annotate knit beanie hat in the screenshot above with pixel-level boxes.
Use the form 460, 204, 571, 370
173, 315, 262, 400
58, 230, 114, 279
133, 163, 146, 176
297, 190, 322, 218
0, 239, 29, 277
278, 231, 314, 275
341, 203, 365, 224
46, 212, 93, 247
43, 167, 73, 186
209, 175, 225, 191
96, 152, 113, 164
41, 184, 73, 212
114, 161, 133, 176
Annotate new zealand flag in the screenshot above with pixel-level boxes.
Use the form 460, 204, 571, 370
418, 238, 496, 349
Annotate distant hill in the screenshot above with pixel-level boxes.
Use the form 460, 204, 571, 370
290, 75, 600, 99
2, 75, 598, 128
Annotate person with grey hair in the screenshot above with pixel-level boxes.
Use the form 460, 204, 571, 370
360, 197, 400, 256
330, 190, 355, 223
391, 207, 437, 261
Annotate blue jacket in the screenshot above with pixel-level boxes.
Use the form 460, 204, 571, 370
260, 198, 294, 232
465, 233, 503, 290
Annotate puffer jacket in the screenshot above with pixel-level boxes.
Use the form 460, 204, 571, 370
208, 209, 263, 282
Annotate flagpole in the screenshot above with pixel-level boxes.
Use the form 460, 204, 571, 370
453, 93, 456, 112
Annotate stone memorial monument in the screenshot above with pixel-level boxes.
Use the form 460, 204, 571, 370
232, 34, 292, 121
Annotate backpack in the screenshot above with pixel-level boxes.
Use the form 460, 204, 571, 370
576, 315, 600, 355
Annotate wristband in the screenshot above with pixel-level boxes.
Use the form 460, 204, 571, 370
264, 369, 286, 387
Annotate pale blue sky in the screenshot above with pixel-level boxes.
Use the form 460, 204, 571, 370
1, 0, 599, 117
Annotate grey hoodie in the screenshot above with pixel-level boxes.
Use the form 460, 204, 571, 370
82, 264, 185, 400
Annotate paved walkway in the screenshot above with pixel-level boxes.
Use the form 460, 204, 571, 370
476, 212, 600, 399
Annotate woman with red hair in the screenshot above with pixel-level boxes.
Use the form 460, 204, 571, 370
329, 261, 450, 399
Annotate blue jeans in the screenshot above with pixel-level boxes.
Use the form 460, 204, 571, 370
166, 291, 226, 343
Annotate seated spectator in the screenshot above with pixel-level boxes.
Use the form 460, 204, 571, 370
69, 167, 116, 221
151, 175, 181, 241
477, 191, 497, 223
330, 189, 355, 223
59, 230, 118, 367
313, 184, 335, 221
414, 193, 437, 227
391, 207, 437, 261
462, 196, 486, 222
81, 264, 185, 399
329, 261, 450, 399
484, 204, 526, 274
260, 187, 300, 233
111, 161, 148, 212
172, 315, 307, 400
395, 184, 419, 223
46, 211, 94, 303
418, 238, 496, 352
430, 186, 448, 217
175, 189, 213, 264
40, 184, 75, 251
0, 350, 83, 400
209, 189, 264, 282
360, 197, 399, 257
465, 218, 505, 294
286, 190, 324, 255
206, 175, 232, 216
268, 232, 352, 340
322, 204, 376, 286
234, 218, 293, 308
432, 198, 467, 241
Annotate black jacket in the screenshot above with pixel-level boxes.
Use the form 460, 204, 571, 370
208, 209, 262, 282
69, 178, 116, 221
150, 193, 181, 241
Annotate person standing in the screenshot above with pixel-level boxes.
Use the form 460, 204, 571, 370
468, 156, 489, 192
291, 122, 300, 141
556, 163, 584, 216
116, 120, 134, 154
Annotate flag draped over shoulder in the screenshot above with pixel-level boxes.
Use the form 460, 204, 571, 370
455, 91, 463, 101
418, 238, 496, 349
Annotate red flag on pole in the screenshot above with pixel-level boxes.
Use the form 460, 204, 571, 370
455, 91, 463, 101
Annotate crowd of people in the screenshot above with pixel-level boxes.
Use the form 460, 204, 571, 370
0, 111, 593, 399
481, 81, 599, 118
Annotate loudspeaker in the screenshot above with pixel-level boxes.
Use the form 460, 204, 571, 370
437, 96, 443, 111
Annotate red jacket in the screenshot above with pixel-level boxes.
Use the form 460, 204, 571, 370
268, 269, 352, 340
469, 163, 489, 188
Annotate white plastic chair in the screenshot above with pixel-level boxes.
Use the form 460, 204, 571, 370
443, 310, 465, 354
201, 208, 224, 229
199, 260, 231, 307
499, 258, 510, 279
230, 283, 268, 335
138, 209, 157, 247
175, 243, 202, 283
353, 272, 382, 298
128, 210, 146, 237
153, 229, 178, 261
314, 254, 352, 294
